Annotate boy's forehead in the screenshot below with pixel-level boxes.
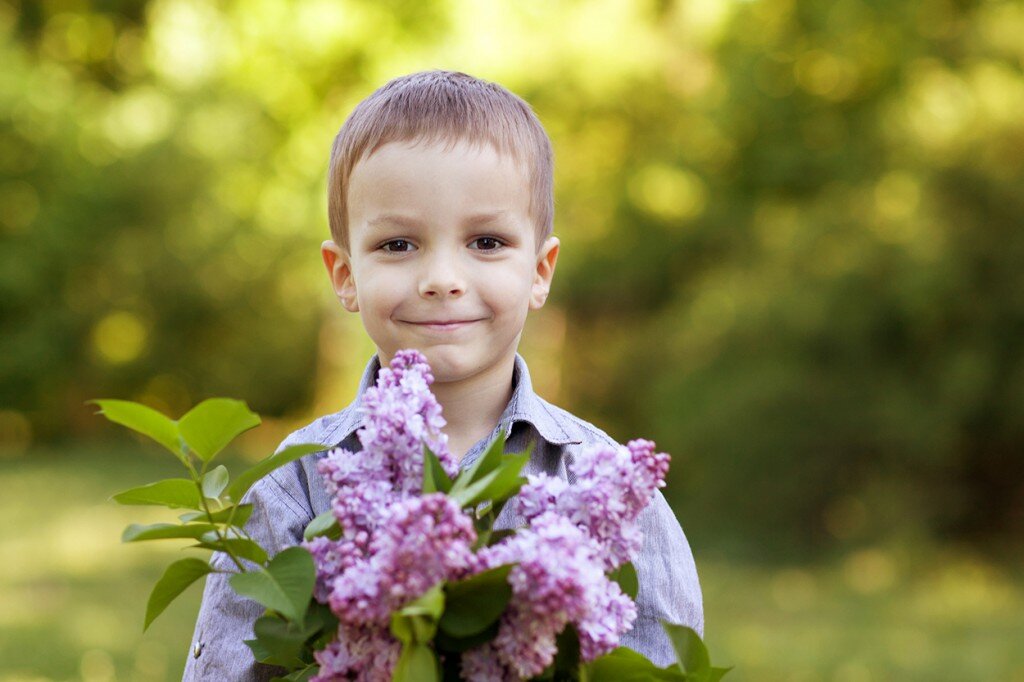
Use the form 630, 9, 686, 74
349, 139, 532, 217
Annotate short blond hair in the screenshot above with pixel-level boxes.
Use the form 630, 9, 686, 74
327, 70, 554, 253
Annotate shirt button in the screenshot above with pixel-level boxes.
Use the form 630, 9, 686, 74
193, 642, 204, 658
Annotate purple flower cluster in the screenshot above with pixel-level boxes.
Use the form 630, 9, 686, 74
310, 493, 477, 680
468, 513, 636, 678
460, 439, 670, 678
312, 351, 454, 547
328, 494, 476, 625
514, 439, 670, 570
314, 627, 400, 682
353, 348, 459, 494
302, 349, 671, 681
304, 351, 470, 681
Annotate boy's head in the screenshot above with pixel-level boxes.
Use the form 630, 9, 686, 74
321, 70, 560, 385
326, 69, 554, 255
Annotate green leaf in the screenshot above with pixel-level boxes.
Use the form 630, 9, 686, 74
392, 642, 439, 682
243, 632, 275, 663
248, 615, 308, 667
303, 510, 341, 541
422, 444, 453, 494
552, 622, 581, 680
271, 665, 318, 682
229, 547, 315, 624
439, 564, 512, 638
662, 622, 711, 679
144, 558, 213, 631
227, 443, 326, 504
391, 583, 445, 645
709, 666, 733, 681
471, 510, 496, 550
401, 582, 445, 620
471, 496, 518, 551
178, 398, 261, 462
304, 600, 339, 643
486, 443, 533, 503
468, 453, 529, 506
585, 647, 686, 681
449, 435, 505, 497
433, 621, 500, 653
112, 478, 201, 509
86, 399, 185, 465
179, 503, 253, 526
193, 538, 268, 565
391, 612, 439, 646
122, 522, 217, 542
475, 499, 493, 519
248, 604, 337, 672
449, 454, 528, 509
201, 465, 230, 500
610, 561, 639, 600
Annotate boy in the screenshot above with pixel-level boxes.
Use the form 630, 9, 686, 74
184, 70, 702, 680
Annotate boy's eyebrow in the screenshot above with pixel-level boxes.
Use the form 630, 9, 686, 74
367, 211, 508, 229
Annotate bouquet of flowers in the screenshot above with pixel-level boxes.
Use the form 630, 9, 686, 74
90, 350, 729, 681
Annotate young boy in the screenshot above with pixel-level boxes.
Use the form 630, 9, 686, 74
183, 69, 702, 680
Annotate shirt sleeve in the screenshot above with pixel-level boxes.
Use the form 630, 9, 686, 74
181, 464, 312, 681
620, 489, 705, 667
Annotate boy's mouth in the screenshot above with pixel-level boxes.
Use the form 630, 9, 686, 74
404, 319, 481, 331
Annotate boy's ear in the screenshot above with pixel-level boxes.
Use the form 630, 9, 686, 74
321, 240, 359, 313
529, 236, 560, 310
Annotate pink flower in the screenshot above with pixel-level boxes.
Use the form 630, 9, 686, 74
305, 349, 670, 679
513, 438, 670, 570
468, 512, 637, 677
327, 494, 476, 626
311, 623, 400, 682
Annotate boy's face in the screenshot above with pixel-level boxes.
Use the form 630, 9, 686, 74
322, 138, 559, 386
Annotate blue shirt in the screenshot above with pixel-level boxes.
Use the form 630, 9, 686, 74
183, 353, 703, 680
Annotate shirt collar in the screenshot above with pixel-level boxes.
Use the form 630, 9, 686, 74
320, 352, 582, 450
496, 353, 582, 446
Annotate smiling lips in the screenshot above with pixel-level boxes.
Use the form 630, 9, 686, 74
406, 319, 481, 331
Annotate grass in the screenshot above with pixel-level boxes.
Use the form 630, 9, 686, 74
2, 445, 1023, 681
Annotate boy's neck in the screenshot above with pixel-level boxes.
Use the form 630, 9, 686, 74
429, 354, 516, 462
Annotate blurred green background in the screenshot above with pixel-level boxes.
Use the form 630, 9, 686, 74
1, 0, 1022, 679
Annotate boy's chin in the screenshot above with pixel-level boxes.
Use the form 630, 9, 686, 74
380, 345, 510, 385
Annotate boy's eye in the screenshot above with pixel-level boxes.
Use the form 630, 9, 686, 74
470, 237, 503, 251
381, 239, 414, 253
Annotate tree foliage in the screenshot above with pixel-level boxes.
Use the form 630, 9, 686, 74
2, 0, 1022, 554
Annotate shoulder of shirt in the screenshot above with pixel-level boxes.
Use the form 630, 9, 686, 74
273, 406, 355, 455
250, 407, 353, 518
270, 354, 379, 456
527, 393, 621, 450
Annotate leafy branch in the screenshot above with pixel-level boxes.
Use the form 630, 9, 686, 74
90, 397, 730, 680
88, 397, 323, 629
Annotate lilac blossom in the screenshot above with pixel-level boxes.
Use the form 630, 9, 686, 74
460, 643, 517, 682
468, 512, 638, 678
327, 493, 476, 626
304, 351, 471, 679
357, 349, 459, 492
305, 536, 362, 603
302, 349, 671, 680
309, 349, 459, 546
317, 446, 395, 552
311, 624, 400, 682
513, 438, 670, 570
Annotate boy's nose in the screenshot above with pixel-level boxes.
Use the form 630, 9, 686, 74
418, 255, 466, 299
